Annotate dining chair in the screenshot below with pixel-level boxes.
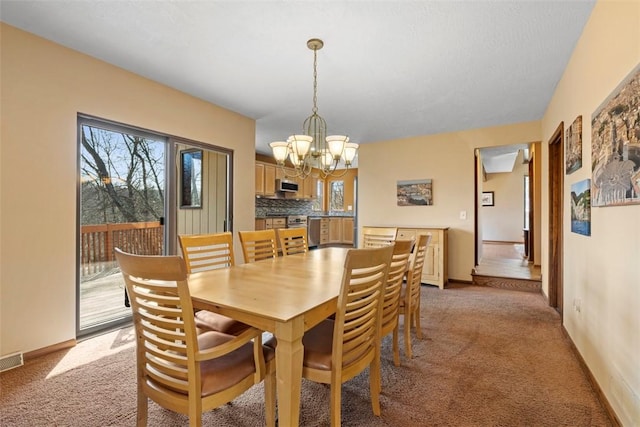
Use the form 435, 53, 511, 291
399, 233, 432, 359
277, 227, 309, 256
114, 248, 276, 427
269, 245, 393, 426
379, 239, 413, 368
178, 232, 250, 335
362, 227, 398, 248
238, 229, 278, 263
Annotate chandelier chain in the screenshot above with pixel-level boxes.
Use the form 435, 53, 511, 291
312, 46, 318, 115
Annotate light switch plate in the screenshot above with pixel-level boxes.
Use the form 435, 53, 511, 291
460, 210, 467, 220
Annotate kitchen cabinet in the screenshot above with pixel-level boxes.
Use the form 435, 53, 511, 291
302, 174, 318, 199
255, 164, 265, 195
342, 218, 354, 244
255, 162, 276, 196
320, 218, 329, 245
396, 227, 449, 289
327, 217, 354, 245
329, 218, 342, 243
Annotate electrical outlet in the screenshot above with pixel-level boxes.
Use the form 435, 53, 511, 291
459, 210, 467, 220
573, 298, 581, 313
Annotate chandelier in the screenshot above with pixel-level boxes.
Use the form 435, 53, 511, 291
270, 38, 358, 179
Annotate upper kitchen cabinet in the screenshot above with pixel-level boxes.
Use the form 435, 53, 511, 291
302, 174, 318, 199
255, 162, 276, 196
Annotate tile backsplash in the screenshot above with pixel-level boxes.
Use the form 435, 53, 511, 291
255, 198, 353, 217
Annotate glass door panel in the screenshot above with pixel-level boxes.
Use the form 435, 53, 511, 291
78, 119, 166, 335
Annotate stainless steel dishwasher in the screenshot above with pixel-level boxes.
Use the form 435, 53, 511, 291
308, 217, 321, 249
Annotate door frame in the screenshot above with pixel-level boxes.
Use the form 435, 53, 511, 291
548, 122, 564, 313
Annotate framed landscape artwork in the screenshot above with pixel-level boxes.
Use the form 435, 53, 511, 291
566, 115, 582, 175
571, 179, 591, 236
591, 63, 640, 207
397, 179, 433, 206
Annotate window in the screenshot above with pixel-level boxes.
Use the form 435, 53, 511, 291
312, 179, 324, 211
330, 180, 344, 211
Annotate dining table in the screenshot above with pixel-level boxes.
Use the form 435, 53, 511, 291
188, 246, 351, 427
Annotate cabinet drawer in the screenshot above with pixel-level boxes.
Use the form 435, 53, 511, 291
396, 229, 417, 240
272, 218, 286, 227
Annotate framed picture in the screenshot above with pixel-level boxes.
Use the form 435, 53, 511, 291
565, 115, 582, 175
591, 63, 640, 207
571, 179, 591, 236
180, 149, 203, 208
397, 179, 433, 206
482, 191, 494, 206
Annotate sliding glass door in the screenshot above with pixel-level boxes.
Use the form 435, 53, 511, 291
77, 117, 168, 336
77, 116, 233, 337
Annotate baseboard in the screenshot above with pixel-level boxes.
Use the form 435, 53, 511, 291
561, 326, 621, 427
24, 339, 76, 362
447, 279, 473, 285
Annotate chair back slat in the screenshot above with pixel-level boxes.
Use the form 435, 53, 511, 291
333, 246, 393, 372
115, 248, 195, 397
362, 227, 398, 248
178, 232, 235, 273
380, 240, 413, 336
277, 228, 309, 256
239, 230, 278, 263
407, 234, 431, 309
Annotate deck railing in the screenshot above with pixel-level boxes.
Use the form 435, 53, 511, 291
80, 221, 163, 277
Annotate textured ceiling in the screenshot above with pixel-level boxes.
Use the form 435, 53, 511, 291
1, 1, 596, 159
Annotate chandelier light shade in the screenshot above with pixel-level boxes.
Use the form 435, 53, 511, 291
269, 38, 358, 179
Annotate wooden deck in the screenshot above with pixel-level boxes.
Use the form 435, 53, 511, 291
79, 263, 130, 330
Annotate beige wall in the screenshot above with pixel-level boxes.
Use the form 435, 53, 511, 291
540, 1, 640, 425
358, 121, 541, 282
0, 24, 256, 355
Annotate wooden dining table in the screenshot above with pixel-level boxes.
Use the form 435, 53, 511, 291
188, 246, 351, 427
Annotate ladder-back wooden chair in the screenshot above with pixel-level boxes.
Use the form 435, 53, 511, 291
399, 233, 432, 359
238, 229, 278, 263
115, 248, 276, 427
379, 239, 413, 368
280, 245, 393, 426
277, 227, 309, 256
178, 232, 250, 335
362, 227, 398, 248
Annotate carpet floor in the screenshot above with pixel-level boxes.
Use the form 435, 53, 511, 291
0, 284, 611, 426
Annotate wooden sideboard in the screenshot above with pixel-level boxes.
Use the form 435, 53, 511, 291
363, 226, 449, 289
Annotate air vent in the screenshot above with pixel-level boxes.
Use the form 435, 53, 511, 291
0, 352, 24, 372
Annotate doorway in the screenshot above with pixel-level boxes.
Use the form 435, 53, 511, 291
473, 144, 541, 289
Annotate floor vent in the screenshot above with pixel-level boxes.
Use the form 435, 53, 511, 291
0, 352, 24, 372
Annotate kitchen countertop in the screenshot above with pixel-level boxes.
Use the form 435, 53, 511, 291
256, 214, 355, 219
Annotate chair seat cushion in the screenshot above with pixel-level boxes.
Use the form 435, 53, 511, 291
197, 331, 275, 397
301, 319, 335, 370
195, 310, 250, 335
264, 319, 335, 371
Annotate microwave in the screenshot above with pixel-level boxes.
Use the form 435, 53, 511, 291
276, 179, 299, 193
